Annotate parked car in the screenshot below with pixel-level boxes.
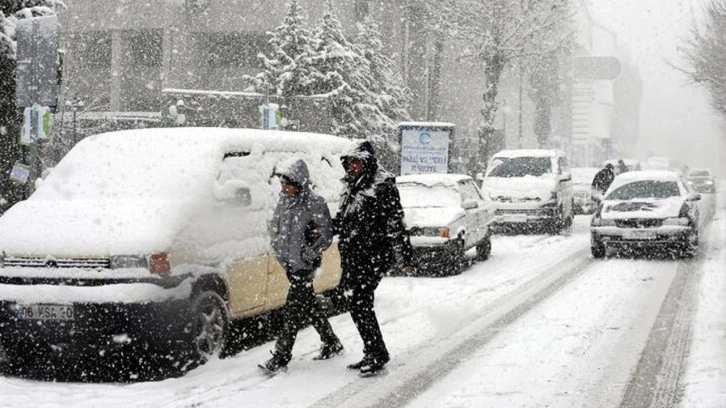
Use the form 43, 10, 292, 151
0, 127, 352, 368
686, 168, 717, 193
396, 174, 495, 276
590, 170, 700, 258
483, 149, 574, 233
571, 167, 600, 214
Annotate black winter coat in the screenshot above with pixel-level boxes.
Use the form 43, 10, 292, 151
336, 168, 413, 286
591, 167, 615, 193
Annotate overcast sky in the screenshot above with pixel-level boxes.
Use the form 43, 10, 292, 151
587, 0, 726, 175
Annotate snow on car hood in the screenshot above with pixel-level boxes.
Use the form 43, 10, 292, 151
403, 206, 463, 228
0, 199, 195, 257
483, 175, 557, 201
601, 196, 685, 219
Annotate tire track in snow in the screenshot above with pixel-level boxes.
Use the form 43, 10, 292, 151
618, 197, 718, 408
308, 248, 594, 408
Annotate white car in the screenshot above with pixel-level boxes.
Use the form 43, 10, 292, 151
396, 174, 495, 276
686, 168, 717, 193
590, 170, 700, 258
483, 149, 574, 233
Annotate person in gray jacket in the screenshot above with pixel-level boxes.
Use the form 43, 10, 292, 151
260, 157, 343, 374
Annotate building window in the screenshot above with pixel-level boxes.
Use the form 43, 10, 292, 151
200, 32, 267, 69
124, 30, 163, 67
69, 31, 112, 69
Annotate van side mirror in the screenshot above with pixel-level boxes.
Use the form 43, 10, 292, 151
592, 192, 603, 203
462, 200, 479, 210
559, 173, 571, 182
686, 192, 701, 202
214, 180, 252, 207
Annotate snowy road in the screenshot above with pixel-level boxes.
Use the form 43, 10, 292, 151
0, 195, 723, 408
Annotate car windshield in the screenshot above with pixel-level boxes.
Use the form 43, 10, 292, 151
606, 180, 681, 200
488, 157, 552, 178
398, 183, 461, 208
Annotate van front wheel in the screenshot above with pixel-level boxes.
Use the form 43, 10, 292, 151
189, 291, 229, 363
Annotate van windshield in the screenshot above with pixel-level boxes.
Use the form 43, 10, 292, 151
488, 157, 552, 178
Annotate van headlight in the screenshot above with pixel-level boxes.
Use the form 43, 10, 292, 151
110, 253, 171, 275
110, 255, 149, 269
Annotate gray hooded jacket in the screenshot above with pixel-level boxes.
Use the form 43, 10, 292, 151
268, 158, 334, 276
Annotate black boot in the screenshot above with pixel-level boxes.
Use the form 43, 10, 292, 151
346, 356, 369, 370
259, 352, 288, 374
313, 340, 344, 360
359, 354, 390, 376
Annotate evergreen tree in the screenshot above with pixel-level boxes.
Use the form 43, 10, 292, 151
307, 6, 373, 139
244, 0, 316, 96
355, 17, 411, 152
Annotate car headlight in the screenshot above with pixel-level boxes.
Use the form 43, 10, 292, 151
591, 216, 615, 227
663, 217, 690, 226
415, 227, 450, 238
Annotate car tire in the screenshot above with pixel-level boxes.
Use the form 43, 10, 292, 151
682, 228, 699, 258
547, 207, 564, 234
445, 240, 467, 276
591, 239, 606, 258
476, 233, 492, 261
188, 291, 229, 364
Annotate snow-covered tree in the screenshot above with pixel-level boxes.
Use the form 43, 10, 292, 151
249, 2, 410, 167
244, 0, 316, 97
355, 17, 411, 155
0, 1, 64, 212
418, 0, 575, 172
683, 0, 726, 121
304, 6, 373, 139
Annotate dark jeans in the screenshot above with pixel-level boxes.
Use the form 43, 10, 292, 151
274, 272, 339, 364
331, 276, 389, 360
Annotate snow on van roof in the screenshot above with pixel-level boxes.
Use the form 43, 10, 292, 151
396, 173, 471, 187
492, 149, 560, 158
33, 127, 351, 201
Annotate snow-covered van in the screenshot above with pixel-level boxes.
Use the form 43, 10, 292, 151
483, 149, 574, 233
0, 127, 352, 366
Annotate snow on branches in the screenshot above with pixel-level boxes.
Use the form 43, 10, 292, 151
0, 0, 65, 60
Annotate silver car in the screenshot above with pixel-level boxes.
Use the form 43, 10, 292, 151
397, 174, 496, 276
590, 170, 700, 258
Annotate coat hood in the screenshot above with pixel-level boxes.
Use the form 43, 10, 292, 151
341, 140, 378, 173
274, 157, 311, 189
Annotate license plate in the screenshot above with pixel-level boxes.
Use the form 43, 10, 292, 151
17, 304, 75, 321
623, 230, 656, 240
503, 215, 528, 223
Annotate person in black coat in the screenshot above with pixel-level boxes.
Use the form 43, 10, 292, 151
333, 140, 414, 376
592, 163, 615, 194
